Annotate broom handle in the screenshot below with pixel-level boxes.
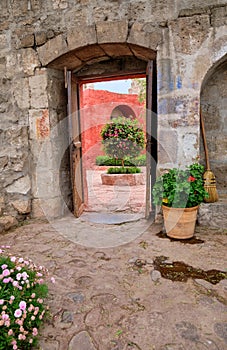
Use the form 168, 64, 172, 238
200, 108, 210, 170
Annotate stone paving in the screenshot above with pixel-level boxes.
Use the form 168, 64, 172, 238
85, 169, 146, 214
1, 218, 227, 350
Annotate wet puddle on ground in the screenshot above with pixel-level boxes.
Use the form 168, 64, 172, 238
157, 231, 205, 244
154, 256, 227, 284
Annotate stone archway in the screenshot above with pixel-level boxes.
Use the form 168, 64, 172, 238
36, 20, 158, 71
33, 23, 158, 218
111, 105, 137, 119
200, 55, 227, 196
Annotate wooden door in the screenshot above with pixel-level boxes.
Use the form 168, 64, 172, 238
67, 71, 84, 217
145, 60, 157, 219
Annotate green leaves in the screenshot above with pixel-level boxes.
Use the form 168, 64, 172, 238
95, 155, 146, 166
152, 163, 208, 208
107, 166, 141, 174
100, 117, 145, 165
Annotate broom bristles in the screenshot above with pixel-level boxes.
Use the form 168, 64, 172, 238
203, 170, 219, 203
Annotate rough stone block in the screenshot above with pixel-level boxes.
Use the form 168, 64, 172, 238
0, 57, 6, 74
29, 70, 48, 109
0, 20, 10, 31
30, 0, 43, 11
13, 78, 30, 109
128, 22, 162, 50
48, 50, 82, 70
35, 31, 47, 46
20, 34, 34, 48
11, 0, 27, 16
198, 199, 227, 228
52, 0, 68, 10
31, 199, 45, 218
0, 156, 8, 172
211, 6, 227, 27
6, 175, 31, 195
0, 216, 18, 233
129, 44, 156, 61
67, 25, 96, 50
73, 44, 106, 62
18, 48, 41, 76
96, 20, 128, 44
100, 43, 131, 57
0, 0, 9, 17
0, 33, 9, 54
46, 30, 55, 39
11, 200, 31, 214
37, 34, 68, 66
0, 197, 4, 215
47, 69, 66, 109
169, 15, 210, 54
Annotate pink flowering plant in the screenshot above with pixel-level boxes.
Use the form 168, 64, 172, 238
100, 116, 145, 168
0, 246, 54, 350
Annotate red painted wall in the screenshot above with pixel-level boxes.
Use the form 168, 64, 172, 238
80, 88, 145, 168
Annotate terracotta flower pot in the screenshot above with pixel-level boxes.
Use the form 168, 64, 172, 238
162, 205, 199, 239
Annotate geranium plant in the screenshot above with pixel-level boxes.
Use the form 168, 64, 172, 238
100, 116, 145, 168
0, 246, 54, 350
152, 163, 208, 208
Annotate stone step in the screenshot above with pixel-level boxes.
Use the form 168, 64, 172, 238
198, 195, 227, 229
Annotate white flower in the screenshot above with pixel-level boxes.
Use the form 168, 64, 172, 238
14, 309, 22, 318
19, 301, 27, 311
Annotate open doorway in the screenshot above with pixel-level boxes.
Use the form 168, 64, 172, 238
66, 58, 157, 220
79, 76, 147, 218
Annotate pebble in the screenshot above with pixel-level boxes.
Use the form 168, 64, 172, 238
150, 269, 162, 282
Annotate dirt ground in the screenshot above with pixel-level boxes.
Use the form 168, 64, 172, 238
1, 217, 227, 350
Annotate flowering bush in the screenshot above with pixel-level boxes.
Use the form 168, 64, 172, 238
152, 163, 208, 208
0, 246, 54, 350
100, 117, 145, 167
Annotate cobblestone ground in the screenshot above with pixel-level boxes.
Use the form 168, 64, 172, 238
1, 218, 227, 350
85, 169, 146, 214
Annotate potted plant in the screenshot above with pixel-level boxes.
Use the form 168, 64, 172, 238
100, 117, 145, 186
152, 163, 208, 239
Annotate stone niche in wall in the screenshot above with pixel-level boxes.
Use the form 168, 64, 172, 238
200, 60, 227, 195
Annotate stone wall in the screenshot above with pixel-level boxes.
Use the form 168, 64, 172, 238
0, 0, 226, 228
201, 60, 227, 194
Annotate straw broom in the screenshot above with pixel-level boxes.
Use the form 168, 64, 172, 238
200, 109, 219, 202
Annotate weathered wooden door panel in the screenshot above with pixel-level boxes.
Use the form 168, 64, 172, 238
145, 60, 157, 219
67, 71, 84, 217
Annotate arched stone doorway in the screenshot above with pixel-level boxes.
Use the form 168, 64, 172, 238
200, 55, 227, 197
42, 41, 157, 219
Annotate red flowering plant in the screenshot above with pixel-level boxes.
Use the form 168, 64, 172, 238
152, 163, 208, 208
0, 246, 55, 350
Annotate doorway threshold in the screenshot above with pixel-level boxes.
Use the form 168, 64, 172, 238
80, 212, 144, 225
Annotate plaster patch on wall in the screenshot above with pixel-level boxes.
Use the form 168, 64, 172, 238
36, 109, 50, 139
182, 133, 197, 159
